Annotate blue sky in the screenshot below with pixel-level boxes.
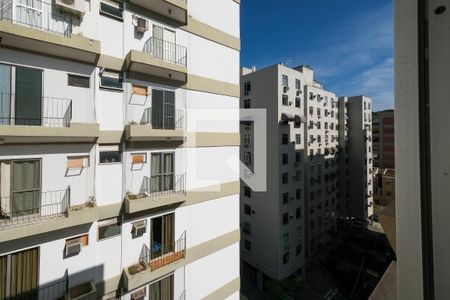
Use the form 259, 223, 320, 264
240, 0, 393, 112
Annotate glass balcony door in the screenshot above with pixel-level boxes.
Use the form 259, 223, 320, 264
15, 67, 42, 126
152, 25, 176, 64
11, 160, 41, 217
151, 213, 174, 259
151, 89, 175, 130
150, 153, 174, 193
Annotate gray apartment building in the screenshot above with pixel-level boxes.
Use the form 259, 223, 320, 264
372, 109, 394, 169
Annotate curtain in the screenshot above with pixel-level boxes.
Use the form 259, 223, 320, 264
150, 154, 161, 193
8, 247, 39, 299
163, 214, 174, 254
15, 67, 42, 126
0, 255, 7, 299
163, 154, 174, 191
149, 275, 173, 300
0, 64, 11, 125
12, 160, 40, 217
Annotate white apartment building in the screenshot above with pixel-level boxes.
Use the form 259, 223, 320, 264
239, 64, 342, 285
0, 0, 241, 299
338, 96, 373, 220
240, 64, 373, 287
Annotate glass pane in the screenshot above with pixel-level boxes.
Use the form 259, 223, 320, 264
0, 64, 11, 125
12, 160, 40, 191
99, 224, 121, 240
152, 90, 164, 129
164, 91, 175, 129
15, 67, 42, 126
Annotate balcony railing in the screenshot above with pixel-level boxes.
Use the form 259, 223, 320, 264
0, 93, 72, 127
139, 174, 185, 199
0, 187, 70, 229
139, 231, 186, 271
140, 107, 185, 130
143, 36, 187, 67
0, 0, 73, 37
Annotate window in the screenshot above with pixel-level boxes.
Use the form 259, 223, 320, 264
295, 97, 301, 108
100, 151, 122, 164
296, 189, 301, 200
244, 152, 252, 165
295, 134, 301, 144
296, 152, 301, 163
309, 106, 314, 115
148, 276, 173, 300
132, 84, 148, 96
283, 212, 289, 225
68, 74, 90, 88
244, 204, 251, 215
244, 186, 251, 198
282, 153, 288, 165
282, 173, 289, 184
317, 122, 321, 129
67, 156, 88, 169
282, 133, 288, 144
100, 0, 123, 20
283, 192, 289, 204
0, 248, 39, 298
295, 79, 301, 90
296, 207, 301, 219
282, 94, 289, 106
310, 191, 314, 201
243, 222, 252, 235
131, 153, 147, 164
244, 239, 251, 251
282, 75, 289, 87
100, 70, 123, 90
98, 218, 121, 240
244, 99, 251, 108
244, 81, 251, 95
283, 232, 289, 250
317, 107, 321, 116
243, 134, 251, 146
283, 252, 290, 264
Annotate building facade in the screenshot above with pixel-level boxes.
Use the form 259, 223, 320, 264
372, 109, 394, 169
373, 168, 395, 206
240, 64, 349, 284
338, 96, 374, 220
0, 0, 241, 299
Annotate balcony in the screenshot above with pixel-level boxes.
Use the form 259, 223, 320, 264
125, 174, 186, 213
128, 0, 187, 25
123, 232, 186, 291
125, 107, 185, 142
126, 37, 187, 82
0, 0, 100, 63
0, 93, 99, 144
0, 186, 98, 241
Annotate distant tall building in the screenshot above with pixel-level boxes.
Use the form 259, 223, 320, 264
239, 64, 371, 286
338, 96, 374, 220
372, 110, 395, 168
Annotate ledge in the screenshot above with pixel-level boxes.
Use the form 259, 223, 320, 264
122, 229, 240, 292
0, 123, 100, 144
124, 192, 186, 214
124, 124, 185, 142
0, 206, 98, 243
129, 0, 187, 25
125, 50, 187, 83
0, 20, 101, 64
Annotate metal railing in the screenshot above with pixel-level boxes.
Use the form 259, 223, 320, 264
140, 231, 186, 271
143, 36, 187, 66
0, 187, 70, 228
0, 0, 73, 37
139, 174, 185, 199
140, 106, 185, 130
0, 93, 72, 127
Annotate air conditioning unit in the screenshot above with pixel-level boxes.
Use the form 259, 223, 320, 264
283, 86, 289, 93
296, 90, 301, 96
132, 220, 147, 235
65, 238, 82, 256
131, 288, 146, 300
56, 0, 85, 15
133, 16, 148, 33
289, 101, 293, 106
